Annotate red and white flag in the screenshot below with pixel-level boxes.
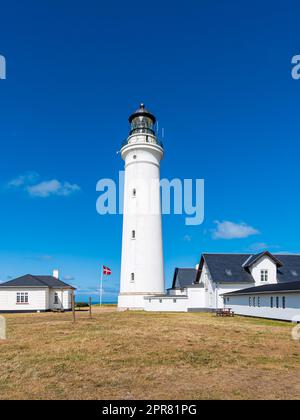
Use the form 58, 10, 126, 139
103, 266, 112, 276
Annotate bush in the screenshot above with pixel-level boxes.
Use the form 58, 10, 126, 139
75, 302, 89, 310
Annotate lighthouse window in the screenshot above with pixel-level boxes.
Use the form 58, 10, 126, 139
131, 273, 135, 282
132, 230, 136, 239
132, 188, 136, 197
133, 155, 137, 160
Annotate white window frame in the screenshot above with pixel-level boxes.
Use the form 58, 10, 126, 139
16, 292, 29, 304
260, 270, 268, 282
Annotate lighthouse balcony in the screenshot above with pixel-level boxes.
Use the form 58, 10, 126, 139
122, 135, 163, 149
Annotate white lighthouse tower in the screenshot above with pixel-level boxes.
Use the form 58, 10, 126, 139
118, 104, 165, 310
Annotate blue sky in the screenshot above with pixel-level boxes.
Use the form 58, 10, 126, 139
0, 0, 300, 301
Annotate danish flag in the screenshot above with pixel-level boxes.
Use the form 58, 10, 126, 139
103, 266, 112, 276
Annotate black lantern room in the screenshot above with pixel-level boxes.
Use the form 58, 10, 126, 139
129, 103, 156, 136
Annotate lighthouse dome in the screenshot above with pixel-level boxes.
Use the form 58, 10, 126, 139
129, 103, 156, 124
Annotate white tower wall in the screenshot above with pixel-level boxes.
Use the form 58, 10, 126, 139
118, 106, 165, 310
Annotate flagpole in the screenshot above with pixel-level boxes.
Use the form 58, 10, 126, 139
100, 265, 103, 308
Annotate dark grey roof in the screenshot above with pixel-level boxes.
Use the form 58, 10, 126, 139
0, 275, 75, 289
223, 280, 300, 296
172, 268, 198, 288
276, 255, 300, 283
199, 253, 300, 285
202, 254, 255, 284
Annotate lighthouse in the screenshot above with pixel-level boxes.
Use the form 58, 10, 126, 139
118, 104, 165, 310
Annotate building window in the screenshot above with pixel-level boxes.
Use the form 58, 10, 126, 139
131, 273, 135, 282
132, 230, 136, 239
133, 155, 137, 160
257, 297, 260, 307
159, 299, 162, 303
253, 297, 256, 307
173, 299, 177, 303
227, 297, 230, 303
282, 296, 286, 309
261, 270, 268, 282
16, 292, 28, 304
132, 188, 136, 197
249, 297, 252, 307
270, 297, 274, 308
54, 292, 59, 304
276, 296, 279, 308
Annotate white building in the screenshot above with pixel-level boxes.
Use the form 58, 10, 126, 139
118, 104, 164, 310
144, 251, 300, 321
0, 270, 75, 313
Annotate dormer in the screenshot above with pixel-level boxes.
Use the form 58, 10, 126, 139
242, 251, 283, 286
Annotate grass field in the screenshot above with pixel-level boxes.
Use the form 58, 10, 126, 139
0, 307, 300, 400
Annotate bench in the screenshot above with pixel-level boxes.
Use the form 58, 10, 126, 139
216, 308, 234, 317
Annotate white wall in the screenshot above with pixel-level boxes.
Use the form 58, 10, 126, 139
225, 293, 300, 321
0, 288, 48, 312
250, 256, 278, 285
0, 288, 73, 312
144, 288, 205, 312
144, 296, 188, 312
49, 289, 73, 310
186, 287, 206, 309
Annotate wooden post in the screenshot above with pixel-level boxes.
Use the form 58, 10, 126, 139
72, 292, 76, 323
89, 297, 92, 319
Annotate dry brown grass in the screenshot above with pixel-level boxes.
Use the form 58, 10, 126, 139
0, 307, 300, 400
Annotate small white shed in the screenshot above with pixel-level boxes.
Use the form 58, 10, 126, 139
0, 271, 75, 313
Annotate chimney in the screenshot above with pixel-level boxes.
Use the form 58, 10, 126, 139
53, 269, 59, 279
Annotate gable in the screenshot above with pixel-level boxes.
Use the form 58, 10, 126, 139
243, 251, 283, 269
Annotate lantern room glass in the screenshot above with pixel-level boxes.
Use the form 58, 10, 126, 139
130, 115, 155, 135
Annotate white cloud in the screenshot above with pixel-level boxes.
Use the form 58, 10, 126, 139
6, 172, 80, 198
212, 220, 260, 240
7, 172, 39, 188
248, 242, 268, 251
27, 180, 80, 197
63, 275, 75, 281
248, 242, 280, 252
